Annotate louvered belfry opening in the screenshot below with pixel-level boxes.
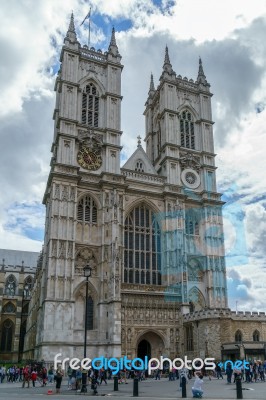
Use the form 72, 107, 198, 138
82, 83, 99, 127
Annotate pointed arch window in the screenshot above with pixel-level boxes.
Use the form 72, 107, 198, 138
185, 324, 194, 351
235, 330, 242, 343
186, 220, 199, 235
2, 302, 16, 314
5, 275, 16, 296
24, 276, 33, 298
86, 296, 94, 330
135, 160, 144, 173
77, 196, 97, 223
81, 83, 99, 127
253, 330, 260, 342
180, 109, 195, 149
0, 319, 14, 351
19, 320, 27, 354
123, 205, 161, 285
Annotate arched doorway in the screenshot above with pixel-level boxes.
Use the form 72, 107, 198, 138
136, 331, 165, 359
137, 339, 151, 360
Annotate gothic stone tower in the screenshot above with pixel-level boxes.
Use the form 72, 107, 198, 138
24, 18, 228, 362
143, 47, 228, 313
24, 15, 124, 361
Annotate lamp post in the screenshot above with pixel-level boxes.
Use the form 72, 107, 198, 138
81, 264, 92, 393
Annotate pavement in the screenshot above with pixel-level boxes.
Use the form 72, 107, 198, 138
0, 377, 264, 399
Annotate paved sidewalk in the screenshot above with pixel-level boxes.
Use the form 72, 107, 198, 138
0, 377, 264, 399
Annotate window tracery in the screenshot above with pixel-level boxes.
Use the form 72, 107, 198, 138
123, 205, 161, 285
2, 302, 16, 313
81, 83, 99, 127
5, 275, 16, 296
180, 109, 195, 149
77, 196, 97, 224
24, 276, 33, 298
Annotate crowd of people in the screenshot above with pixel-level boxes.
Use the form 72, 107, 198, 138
0, 364, 47, 387
224, 360, 266, 384
1, 359, 266, 397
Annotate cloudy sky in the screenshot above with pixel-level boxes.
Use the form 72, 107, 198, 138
0, 0, 266, 311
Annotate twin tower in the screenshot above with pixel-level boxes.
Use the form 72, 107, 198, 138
24, 14, 227, 362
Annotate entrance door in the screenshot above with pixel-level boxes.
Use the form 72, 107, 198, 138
137, 339, 151, 360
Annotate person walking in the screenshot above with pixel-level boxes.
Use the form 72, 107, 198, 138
67, 365, 72, 388
99, 367, 107, 385
225, 363, 233, 384
22, 365, 31, 388
155, 368, 161, 380
54, 366, 64, 394
258, 361, 265, 381
76, 368, 82, 391
47, 366, 54, 383
31, 369, 37, 387
1, 366, 6, 383
216, 363, 223, 379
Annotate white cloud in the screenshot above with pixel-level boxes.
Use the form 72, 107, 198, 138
0, 0, 266, 311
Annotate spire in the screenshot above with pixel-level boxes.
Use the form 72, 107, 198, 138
149, 73, 155, 92
69, 11, 75, 33
110, 27, 117, 46
197, 57, 208, 85
65, 12, 77, 43
161, 45, 175, 79
164, 45, 171, 66
108, 27, 120, 57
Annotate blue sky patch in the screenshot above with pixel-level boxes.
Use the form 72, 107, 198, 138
4, 202, 45, 243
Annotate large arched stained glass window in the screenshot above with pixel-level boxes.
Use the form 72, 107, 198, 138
123, 205, 161, 285
81, 83, 99, 127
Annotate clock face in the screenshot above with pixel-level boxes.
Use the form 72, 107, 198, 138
77, 146, 102, 171
181, 168, 200, 189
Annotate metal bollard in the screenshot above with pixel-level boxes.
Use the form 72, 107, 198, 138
133, 377, 139, 397
114, 376, 119, 391
236, 375, 243, 399
181, 376, 187, 398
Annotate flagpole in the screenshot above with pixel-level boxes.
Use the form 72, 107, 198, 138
88, 14, 91, 48
80, 7, 91, 48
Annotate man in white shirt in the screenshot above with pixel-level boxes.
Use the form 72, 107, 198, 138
192, 372, 204, 398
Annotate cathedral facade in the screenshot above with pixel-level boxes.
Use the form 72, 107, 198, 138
0, 249, 39, 363
24, 14, 230, 363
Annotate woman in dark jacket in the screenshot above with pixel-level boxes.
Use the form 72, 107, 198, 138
55, 366, 64, 394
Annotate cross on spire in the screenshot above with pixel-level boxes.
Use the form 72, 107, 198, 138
137, 135, 142, 147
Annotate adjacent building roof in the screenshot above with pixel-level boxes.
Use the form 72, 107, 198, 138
0, 249, 39, 269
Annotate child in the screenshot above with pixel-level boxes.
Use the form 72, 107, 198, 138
192, 371, 204, 398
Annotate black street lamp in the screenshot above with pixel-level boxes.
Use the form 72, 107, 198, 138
81, 264, 92, 393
